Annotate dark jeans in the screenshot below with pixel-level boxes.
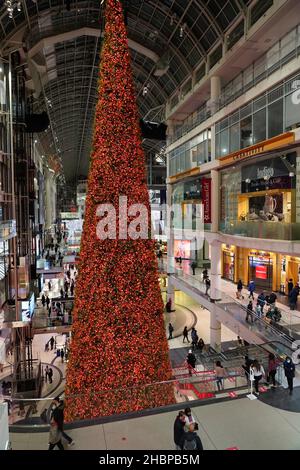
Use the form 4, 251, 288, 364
254, 374, 262, 393
287, 376, 294, 391
268, 370, 276, 386
48, 440, 64, 450
183, 335, 190, 343
249, 292, 254, 299
168, 332, 173, 339
246, 311, 253, 323
62, 430, 72, 444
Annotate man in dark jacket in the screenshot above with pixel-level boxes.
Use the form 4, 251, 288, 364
187, 350, 196, 375
182, 423, 203, 451
173, 411, 186, 450
51, 397, 74, 447
283, 357, 295, 394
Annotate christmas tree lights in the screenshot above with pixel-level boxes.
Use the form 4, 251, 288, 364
64, 0, 174, 421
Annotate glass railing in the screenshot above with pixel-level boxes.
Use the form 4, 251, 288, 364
4, 368, 247, 427
32, 315, 73, 329
219, 220, 300, 241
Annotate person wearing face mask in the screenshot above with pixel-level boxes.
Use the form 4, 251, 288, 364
184, 407, 197, 431
283, 356, 295, 395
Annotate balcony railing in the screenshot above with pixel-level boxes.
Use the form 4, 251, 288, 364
219, 220, 300, 241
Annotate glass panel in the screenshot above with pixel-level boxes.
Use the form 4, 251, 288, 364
285, 93, 300, 130
280, 28, 297, 59
253, 108, 266, 143
229, 122, 240, 152
268, 99, 283, 137
220, 128, 229, 156
240, 115, 253, 148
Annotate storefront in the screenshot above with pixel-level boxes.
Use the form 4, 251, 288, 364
248, 251, 273, 291
220, 147, 298, 237
222, 245, 236, 281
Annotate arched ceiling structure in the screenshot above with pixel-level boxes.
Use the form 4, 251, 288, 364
0, 0, 250, 182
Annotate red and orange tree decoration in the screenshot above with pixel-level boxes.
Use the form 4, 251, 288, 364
65, 0, 174, 421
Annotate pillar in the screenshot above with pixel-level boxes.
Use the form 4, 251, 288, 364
210, 75, 221, 116
211, 169, 219, 233
210, 241, 222, 301
166, 182, 175, 276
210, 310, 221, 352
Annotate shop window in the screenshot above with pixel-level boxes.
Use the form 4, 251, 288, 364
268, 99, 283, 138
250, 0, 273, 27
220, 128, 229, 156
216, 132, 221, 158
253, 108, 266, 144
240, 115, 252, 148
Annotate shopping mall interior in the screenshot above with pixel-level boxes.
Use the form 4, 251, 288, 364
1, 0, 300, 452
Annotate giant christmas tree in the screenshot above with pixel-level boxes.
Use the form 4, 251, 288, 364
65, 0, 174, 421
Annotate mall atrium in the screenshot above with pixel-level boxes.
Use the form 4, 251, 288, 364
0, 0, 300, 452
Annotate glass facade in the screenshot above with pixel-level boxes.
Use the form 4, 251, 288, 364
215, 72, 300, 157
169, 130, 211, 176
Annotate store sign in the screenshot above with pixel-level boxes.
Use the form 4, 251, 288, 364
255, 265, 267, 279
201, 178, 211, 223
241, 153, 296, 193
60, 212, 80, 219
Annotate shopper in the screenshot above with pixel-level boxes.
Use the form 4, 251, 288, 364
60, 288, 64, 299
205, 277, 210, 296
198, 338, 205, 353
166, 298, 175, 313
49, 336, 55, 350
45, 365, 49, 383
46, 296, 50, 309
182, 423, 203, 451
268, 292, 277, 305
48, 417, 64, 450
190, 261, 197, 276
251, 360, 265, 395
51, 397, 74, 447
283, 356, 295, 394
60, 349, 65, 363
41, 294, 46, 307
182, 326, 190, 343
246, 300, 254, 323
257, 292, 266, 313
242, 355, 253, 381
184, 407, 197, 430
168, 323, 174, 340
186, 349, 196, 376
237, 336, 244, 347
289, 286, 298, 310
236, 279, 243, 299
248, 280, 255, 299
48, 367, 53, 384
215, 360, 226, 391
254, 301, 262, 321
287, 279, 294, 296
202, 268, 208, 282
48, 280, 52, 291
191, 327, 198, 350
173, 411, 186, 450
267, 353, 278, 387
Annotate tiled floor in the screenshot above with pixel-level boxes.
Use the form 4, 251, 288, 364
10, 393, 300, 450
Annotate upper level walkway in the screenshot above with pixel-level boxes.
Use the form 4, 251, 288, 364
169, 262, 297, 356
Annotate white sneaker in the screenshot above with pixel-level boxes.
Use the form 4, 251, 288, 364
68, 441, 75, 447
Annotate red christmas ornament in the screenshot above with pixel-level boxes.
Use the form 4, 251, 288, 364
64, 0, 174, 421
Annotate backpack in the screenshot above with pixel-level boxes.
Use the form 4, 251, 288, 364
183, 437, 197, 450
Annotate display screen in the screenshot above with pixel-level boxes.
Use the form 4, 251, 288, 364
255, 265, 267, 279
174, 240, 191, 259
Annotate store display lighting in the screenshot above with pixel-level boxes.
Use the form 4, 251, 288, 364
289, 172, 295, 177
5, 0, 22, 17
180, 23, 186, 38
143, 84, 150, 96
245, 178, 251, 183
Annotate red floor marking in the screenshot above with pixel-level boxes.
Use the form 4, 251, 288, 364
228, 391, 237, 398
259, 387, 268, 392
226, 447, 239, 450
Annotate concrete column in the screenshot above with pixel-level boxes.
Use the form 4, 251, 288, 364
210, 75, 221, 116
210, 310, 221, 352
211, 169, 220, 233
210, 241, 222, 301
166, 182, 175, 275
